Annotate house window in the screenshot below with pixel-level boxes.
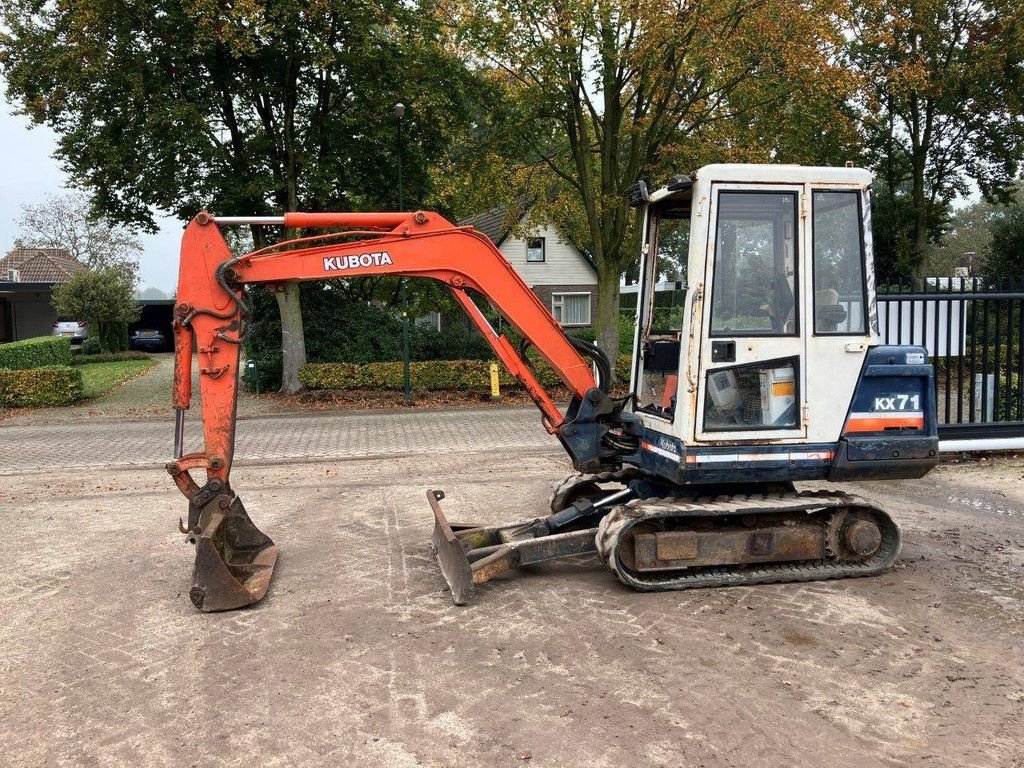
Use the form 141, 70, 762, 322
552, 292, 591, 326
526, 237, 545, 262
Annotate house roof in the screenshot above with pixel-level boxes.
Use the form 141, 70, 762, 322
457, 201, 528, 247
0, 248, 86, 283
458, 201, 598, 274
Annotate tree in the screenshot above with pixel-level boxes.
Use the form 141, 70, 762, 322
52, 268, 140, 352
921, 189, 1022, 276
984, 200, 1024, 277
443, 0, 857, 365
16, 191, 141, 279
137, 286, 171, 301
1, 0, 483, 393
850, 0, 1024, 277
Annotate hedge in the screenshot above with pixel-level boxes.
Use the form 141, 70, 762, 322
0, 336, 73, 370
301, 354, 634, 392
0, 365, 83, 406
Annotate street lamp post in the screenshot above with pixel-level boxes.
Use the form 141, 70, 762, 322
394, 102, 412, 404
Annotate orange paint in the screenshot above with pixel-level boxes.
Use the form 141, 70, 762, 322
172, 210, 597, 495
844, 416, 924, 433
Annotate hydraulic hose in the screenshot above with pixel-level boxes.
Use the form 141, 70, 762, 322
519, 335, 612, 393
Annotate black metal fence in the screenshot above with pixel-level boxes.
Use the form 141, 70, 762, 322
877, 277, 1024, 439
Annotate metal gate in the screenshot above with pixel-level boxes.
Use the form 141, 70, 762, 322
877, 278, 1024, 440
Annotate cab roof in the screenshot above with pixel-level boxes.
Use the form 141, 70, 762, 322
648, 164, 873, 203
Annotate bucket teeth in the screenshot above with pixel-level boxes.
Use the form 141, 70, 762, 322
188, 493, 278, 612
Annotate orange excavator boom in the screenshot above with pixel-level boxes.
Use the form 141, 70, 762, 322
169, 209, 629, 610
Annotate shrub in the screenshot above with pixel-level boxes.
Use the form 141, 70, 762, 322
301, 359, 562, 392
615, 354, 631, 383
300, 355, 640, 393
99, 321, 130, 353
0, 336, 73, 370
410, 321, 494, 362
243, 283, 496, 392
51, 268, 138, 352
79, 336, 102, 355
0, 365, 83, 406
72, 350, 152, 365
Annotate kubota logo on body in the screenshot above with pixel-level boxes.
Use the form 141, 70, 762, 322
323, 252, 394, 271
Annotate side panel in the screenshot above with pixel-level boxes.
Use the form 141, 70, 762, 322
624, 344, 938, 486
829, 345, 939, 480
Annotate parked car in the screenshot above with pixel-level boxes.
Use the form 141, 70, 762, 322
129, 327, 168, 352
52, 319, 88, 345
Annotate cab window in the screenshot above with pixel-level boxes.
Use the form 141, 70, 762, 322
812, 191, 867, 334
710, 192, 798, 336
633, 198, 690, 420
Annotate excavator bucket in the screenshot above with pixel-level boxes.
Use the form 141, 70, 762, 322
427, 490, 597, 605
188, 495, 279, 612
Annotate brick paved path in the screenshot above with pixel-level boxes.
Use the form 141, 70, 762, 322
0, 406, 555, 474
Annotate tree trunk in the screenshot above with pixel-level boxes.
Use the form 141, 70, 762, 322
274, 282, 307, 394
594, 266, 623, 379
910, 152, 928, 287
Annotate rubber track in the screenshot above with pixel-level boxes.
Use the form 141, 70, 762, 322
548, 468, 641, 513
595, 489, 902, 591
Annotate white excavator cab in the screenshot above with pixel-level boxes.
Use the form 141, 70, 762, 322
629, 165, 878, 454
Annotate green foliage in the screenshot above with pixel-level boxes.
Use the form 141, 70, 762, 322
614, 354, 631, 384
243, 284, 494, 391
0, 0, 487, 227
51, 268, 138, 352
923, 194, 1012, 276
78, 359, 156, 399
851, 0, 1024, 274
72, 350, 152, 365
0, 365, 82, 406
99, 322, 131, 353
301, 353, 634, 393
997, 374, 1021, 422
0, 336, 73, 370
301, 359, 561, 391
438, 0, 856, 363
79, 337, 102, 356
984, 205, 1024, 278
871, 183, 950, 282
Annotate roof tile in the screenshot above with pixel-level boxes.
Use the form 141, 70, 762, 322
0, 248, 86, 283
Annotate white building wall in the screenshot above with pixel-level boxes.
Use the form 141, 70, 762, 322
498, 222, 596, 287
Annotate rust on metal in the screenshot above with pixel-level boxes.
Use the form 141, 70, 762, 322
629, 521, 824, 573
188, 492, 279, 612
427, 490, 599, 605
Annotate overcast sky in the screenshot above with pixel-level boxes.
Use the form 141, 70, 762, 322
0, 102, 183, 292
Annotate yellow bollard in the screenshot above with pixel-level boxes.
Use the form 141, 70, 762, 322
489, 362, 501, 401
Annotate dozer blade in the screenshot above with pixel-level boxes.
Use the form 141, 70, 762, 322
427, 489, 597, 605
189, 495, 279, 612
428, 490, 477, 605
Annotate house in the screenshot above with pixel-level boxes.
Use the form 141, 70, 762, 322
0, 247, 86, 342
459, 203, 597, 327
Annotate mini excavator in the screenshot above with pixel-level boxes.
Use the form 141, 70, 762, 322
170, 164, 938, 611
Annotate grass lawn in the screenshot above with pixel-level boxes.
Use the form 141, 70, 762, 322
78, 359, 157, 399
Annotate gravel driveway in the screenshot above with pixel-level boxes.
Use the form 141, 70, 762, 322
0, 408, 1021, 767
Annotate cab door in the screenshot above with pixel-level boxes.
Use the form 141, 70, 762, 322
694, 184, 807, 442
